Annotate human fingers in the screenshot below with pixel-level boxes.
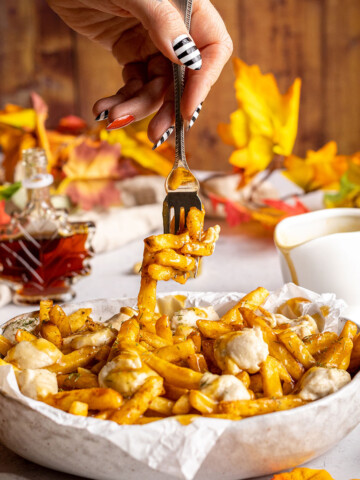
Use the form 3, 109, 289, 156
93, 62, 147, 121
123, 0, 202, 70
104, 75, 171, 130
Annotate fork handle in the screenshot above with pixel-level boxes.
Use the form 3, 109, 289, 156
173, 0, 193, 167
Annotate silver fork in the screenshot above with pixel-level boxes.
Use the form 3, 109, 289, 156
162, 0, 202, 235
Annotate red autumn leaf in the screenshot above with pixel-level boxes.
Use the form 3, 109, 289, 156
57, 115, 87, 135
0, 200, 11, 225
262, 197, 309, 215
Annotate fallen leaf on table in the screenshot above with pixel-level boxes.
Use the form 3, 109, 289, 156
251, 197, 309, 228
271, 467, 334, 480
324, 152, 360, 208
283, 141, 348, 192
0, 200, 11, 225
218, 58, 301, 184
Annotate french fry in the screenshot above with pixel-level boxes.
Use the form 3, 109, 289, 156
45, 388, 123, 412
316, 337, 353, 369
140, 330, 171, 349
148, 396, 174, 416
110, 376, 163, 425
155, 315, 173, 344
278, 330, 315, 369
15, 329, 37, 343
91, 360, 107, 375
39, 299, 53, 324
269, 341, 305, 381
0, 358, 18, 371
197, 320, 236, 339
339, 320, 358, 340
155, 340, 195, 363
187, 353, 208, 373
172, 393, 191, 415
138, 274, 157, 324
236, 371, 251, 389
83, 318, 104, 332
40, 323, 63, 349
0, 335, 13, 356
189, 390, 217, 414
148, 264, 189, 284
221, 287, 269, 324
186, 207, 204, 240
120, 306, 137, 317
219, 395, 307, 417
67, 308, 92, 333
49, 305, 71, 337
57, 371, 99, 390
155, 249, 196, 272
47, 346, 100, 374
164, 383, 189, 401
95, 345, 111, 362
69, 401, 88, 416
260, 356, 283, 398
349, 333, 360, 372
144, 232, 190, 253
188, 330, 201, 352
240, 308, 276, 343
180, 242, 214, 257
92, 409, 114, 420
142, 351, 203, 389
249, 373, 263, 393
109, 318, 140, 361
303, 332, 338, 355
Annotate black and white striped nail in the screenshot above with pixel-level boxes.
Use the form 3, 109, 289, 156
172, 34, 202, 70
152, 126, 174, 150
186, 103, 203, 131
95, 110, 108, 121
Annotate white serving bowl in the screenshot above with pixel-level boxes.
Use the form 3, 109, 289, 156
1, 294, 360, 480
274, 208, 360, 320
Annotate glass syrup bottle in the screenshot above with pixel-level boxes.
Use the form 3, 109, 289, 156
0, 148, 95, 305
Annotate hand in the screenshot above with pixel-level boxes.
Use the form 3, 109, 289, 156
47, 0, 233, 148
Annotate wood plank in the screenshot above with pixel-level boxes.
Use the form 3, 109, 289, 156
185, 0, 241, 171
323, 0, 360, 154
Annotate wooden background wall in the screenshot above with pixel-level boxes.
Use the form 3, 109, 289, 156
1, 0, 359, 171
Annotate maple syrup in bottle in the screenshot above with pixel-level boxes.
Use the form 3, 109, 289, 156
0, 148, 95, 305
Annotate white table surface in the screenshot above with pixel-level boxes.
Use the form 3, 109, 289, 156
0, 218, 359, 479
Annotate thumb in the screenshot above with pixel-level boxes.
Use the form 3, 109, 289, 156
128, 0, 202, 70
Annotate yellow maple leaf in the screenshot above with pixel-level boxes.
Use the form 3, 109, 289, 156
272, 467, 334, 480
283, 141, 348, 192
218, 58, 301, 183
100, 128, 172, 177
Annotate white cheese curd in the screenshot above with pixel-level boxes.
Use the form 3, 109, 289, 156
99, 351, 158, 397
156, 295, 186, 318
298, 367, 351, 401
273, 313, 292, 326
171, 306, 219, 331
105, 312, 132, 331
5, 339, 62, 369
16, 369, 58, 400
215, 327, 269, 374
288, 315, 318, 339
64, 328, 116, 349
200, 372, 250, 402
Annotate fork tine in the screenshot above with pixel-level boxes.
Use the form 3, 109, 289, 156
174, 207, 181, 234
163, 198, 170, 234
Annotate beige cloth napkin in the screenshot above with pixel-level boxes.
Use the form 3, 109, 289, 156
70, 203, 162, 254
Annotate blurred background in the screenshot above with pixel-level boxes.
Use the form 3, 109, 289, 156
1, 0, 359, 172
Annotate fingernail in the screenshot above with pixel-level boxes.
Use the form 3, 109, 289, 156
172, 34, 202, 70
152, 126, 174, 150
186, 102, 203, 131
106, 115, 135, 130
95, 110, 108, 121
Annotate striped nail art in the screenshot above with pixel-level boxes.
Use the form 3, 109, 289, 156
95, 110, 108, 121
172, 34, 202, 70
152, 126, 174, 150
187, 102, 203, 131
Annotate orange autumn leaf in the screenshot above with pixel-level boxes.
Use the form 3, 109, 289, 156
283, 141, 348, 192
63, 179, 122, 210
251, 198, 309, 228
218, 58, 301, 184
272, 467, 334, 480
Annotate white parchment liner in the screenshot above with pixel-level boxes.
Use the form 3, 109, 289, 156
0, 284, 349, 479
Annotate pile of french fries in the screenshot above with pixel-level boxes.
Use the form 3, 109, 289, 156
0, 208, 359, 425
